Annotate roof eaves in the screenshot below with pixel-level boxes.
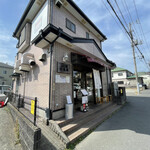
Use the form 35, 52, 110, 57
66, 0, 107, 40
13, 0, 35, 38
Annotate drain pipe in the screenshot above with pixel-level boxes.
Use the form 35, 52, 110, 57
40, 30, 61, 121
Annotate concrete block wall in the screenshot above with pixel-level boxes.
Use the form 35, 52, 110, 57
8, 103, 41, 150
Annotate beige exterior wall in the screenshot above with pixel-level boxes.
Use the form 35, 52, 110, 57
13, 1, 113, 119
15, 45, 50, 110
53, 4, 102, 48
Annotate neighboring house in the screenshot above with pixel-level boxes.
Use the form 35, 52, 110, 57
0, 62, 13, 86
111, 67, 143, 87
138, 72, 150, 88
12, 0, 116, 120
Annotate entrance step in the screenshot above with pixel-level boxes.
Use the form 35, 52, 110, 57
62, 104, 117, 136
56, 102, 113, 128
56, 102, 121, 144
68, 104, 120, 142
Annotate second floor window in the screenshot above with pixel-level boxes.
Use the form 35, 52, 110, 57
86, 32, 89, 39
118, 81, 124, 84
19, 27, 26, 46
118, 72, 123, 76
3, 70, 7, 74
66, 19, 76, 33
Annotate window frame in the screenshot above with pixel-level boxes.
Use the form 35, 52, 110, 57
118, 72, 123, 76
66, 18, 76, 33
118, 81, 124, 84
86, 32, 89, 39
3, 70, 7, 75
19, 26, 26, 46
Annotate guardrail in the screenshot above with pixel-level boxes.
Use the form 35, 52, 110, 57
4, 92, 38, 126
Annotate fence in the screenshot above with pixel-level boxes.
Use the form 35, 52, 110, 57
4, 92, 38, 126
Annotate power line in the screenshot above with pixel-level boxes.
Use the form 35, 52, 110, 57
133, 0, 150, 58
101, 0, 130, 41
122, 0, 150, 59
106, 0, 130, 36
121, 0, 141, 41
114, 0, 129, 30
121, 0, 150, 59
106, 0, 150, 71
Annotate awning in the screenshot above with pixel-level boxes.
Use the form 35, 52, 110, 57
10, 73, 21, 78
87, 57, 110, 68
71, 53, 105, 71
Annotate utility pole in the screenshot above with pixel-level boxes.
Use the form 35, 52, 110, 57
129, 23, 140, 94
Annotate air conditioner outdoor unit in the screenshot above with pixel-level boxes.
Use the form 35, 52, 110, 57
55, 0, 63, 8
19, 64, 30, 72
19, 53, 36, 72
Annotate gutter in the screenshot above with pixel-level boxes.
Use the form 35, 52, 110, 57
39, 28, 62, 121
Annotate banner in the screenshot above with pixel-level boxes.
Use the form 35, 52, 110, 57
93, 69, 102, 89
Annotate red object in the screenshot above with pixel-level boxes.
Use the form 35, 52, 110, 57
83, 104, 86, 109
0, 101, 4, 108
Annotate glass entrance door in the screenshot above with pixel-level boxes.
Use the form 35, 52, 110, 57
86, 72, 94, 104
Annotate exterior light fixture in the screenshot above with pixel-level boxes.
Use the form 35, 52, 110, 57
63, 53, 69, 62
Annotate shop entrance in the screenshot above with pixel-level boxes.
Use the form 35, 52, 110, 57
71, 53, 105, 110
73, 70, 95, 109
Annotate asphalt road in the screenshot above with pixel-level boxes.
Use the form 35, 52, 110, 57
0, 107, 22, 150
75, 89, 150, 150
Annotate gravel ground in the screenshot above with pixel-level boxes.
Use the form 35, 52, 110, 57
0, 107, 22, 150
75, 89, 150, 150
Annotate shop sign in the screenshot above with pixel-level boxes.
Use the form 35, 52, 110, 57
55, 74, 70, 83
93, 69, 102, 89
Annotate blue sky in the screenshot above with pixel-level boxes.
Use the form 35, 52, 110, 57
0, 0, 150, 73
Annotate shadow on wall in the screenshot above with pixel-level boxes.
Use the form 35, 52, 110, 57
26, 65, 40, 82
94, 96, 150, 136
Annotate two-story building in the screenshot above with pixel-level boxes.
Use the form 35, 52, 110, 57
0, 62, 13, 86
111, 67, 143, 87
12, 0, 116, 120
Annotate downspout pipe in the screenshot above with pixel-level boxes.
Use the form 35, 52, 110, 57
40, 29, 61, 121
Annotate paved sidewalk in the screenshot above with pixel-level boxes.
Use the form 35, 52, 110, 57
75, 89, 150, 150
0, 107, 22, 150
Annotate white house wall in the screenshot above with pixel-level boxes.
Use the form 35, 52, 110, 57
112, 71, 127, 80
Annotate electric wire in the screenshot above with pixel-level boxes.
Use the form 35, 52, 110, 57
133, 0, 150, 59
101, 0, 130, 41
114, 0, 129, 31
122, 0, 150, 59
106, 0, 150, 71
